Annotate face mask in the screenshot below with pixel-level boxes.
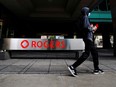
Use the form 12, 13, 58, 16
88, 13, 91, 16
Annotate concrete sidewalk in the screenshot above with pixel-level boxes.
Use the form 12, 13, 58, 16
0, 58, 116, 87
0, 49, 116, 87
0, 72, 116, 87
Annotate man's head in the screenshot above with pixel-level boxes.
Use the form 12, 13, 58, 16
81, 7, 90, 16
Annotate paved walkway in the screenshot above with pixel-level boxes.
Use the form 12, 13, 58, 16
0, 49, 116, 87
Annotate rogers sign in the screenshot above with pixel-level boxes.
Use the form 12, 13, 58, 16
20, 39, 66, 49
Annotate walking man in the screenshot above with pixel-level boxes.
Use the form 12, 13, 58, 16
68, 7, 104, 77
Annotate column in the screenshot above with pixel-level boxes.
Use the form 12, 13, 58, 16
110, 0, 116, 56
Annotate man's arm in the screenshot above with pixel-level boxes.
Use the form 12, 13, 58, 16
83, 16, 93, 31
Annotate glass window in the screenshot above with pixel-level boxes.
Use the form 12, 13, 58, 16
110, 35, 113, 47
0, 21, 3, 38
94, 35, 103, 48
99, 0, 107, 11
107, 0, 111, 10
94, 0, 111, 11
93, 6, 99, 11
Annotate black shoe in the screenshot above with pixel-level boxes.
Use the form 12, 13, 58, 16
68, 66, 78, 77
93, 69, 104, 74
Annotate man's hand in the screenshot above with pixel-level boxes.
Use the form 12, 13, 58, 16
90, 24, 93, 27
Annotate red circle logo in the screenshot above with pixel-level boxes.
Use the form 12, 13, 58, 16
20, 40, 29, 48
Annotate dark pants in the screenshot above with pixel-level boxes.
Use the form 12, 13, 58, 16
72, 39, 99, 70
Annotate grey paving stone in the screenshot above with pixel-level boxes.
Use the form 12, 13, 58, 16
0, 65, 8, 70
49, 65, 68, 74
25, 65, 49, 74
0, 65, 26, 72
0, 59, 18, 65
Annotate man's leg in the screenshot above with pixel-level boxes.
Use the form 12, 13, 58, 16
72, 40, 91, 68
68, 40, 91, 76
90, 42, 99, 70
72, 52, 89, 68
90, 42, 104, 74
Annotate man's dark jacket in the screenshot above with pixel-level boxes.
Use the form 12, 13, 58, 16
80, 7, 93, 41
